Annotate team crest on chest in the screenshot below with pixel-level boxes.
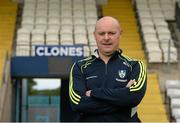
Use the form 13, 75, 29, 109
118, 70, 126, 78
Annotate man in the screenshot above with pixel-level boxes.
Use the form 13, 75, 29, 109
69, 16, 147, 122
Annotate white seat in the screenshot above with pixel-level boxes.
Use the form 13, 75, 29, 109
46, 28, 59, 35
61, 10, 72, 18
36, 2, 48, 10
159, 38, 174, 46
171, 98, 180, 108
135, 0, 148, 4
74, 26, 87, 35
172, 108, 180, 120
165, 80, 180, 89
16, 45, 30, 56
146, 44, 162, 63
149, 4, 161, 11
60, 25, 73, 34
87, 25, 95, 34
48, 24, 60, 30
31, 29, 45, 44
35, 17, 47, 25
31, 34, 45, 44
16, 33, 30, 45
158, 33, 171, 41
60, 33, 73, 45
142, 26, 156, 34
61, 18, 73, 25
22, 10, 35, 18
73, 10, 84, 18
73, 18, 86, 26
140, 18, 154, 26
36, 9, 48, 17
167, 89, 180, 98
85, 0, 96, 5
74, 34, 88, 45
49, 0, 60, 4
85, 10, 98, 19
151, 11, 164, 19
24, 0, 36, 4
85, 4, 97, 11
48, 11, 60, 18
46, 34, 59, 45
138, 11, 151, 19
23, 3, 36, 11
22, 16, 34, 25
153, 19, 168, 27
143, 34, 159, 43
21, 24, 34, 31
161, 46, 178, 62
49, 5, 60, 12
86, 18, 97, 26
148, 0, 160, 4
73, 4, 84, 11
147, 52, 163, 63
88, 34, 96, 45
48, 17, 60, 26
35, 24, 47, 30
156, 26, 171, 35
136, 4, 149, 11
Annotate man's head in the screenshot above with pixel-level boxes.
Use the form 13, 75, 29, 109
94, 16, 122, 57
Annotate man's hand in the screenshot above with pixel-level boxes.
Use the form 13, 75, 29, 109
85, 90, 92, 97
126, 79, 135, 88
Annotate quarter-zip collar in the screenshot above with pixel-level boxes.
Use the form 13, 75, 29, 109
91, 49, 123, 61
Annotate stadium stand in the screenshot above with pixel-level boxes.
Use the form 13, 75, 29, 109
165, 80, 180, 122
135, 0, 178, 63
16, 0, 98, 56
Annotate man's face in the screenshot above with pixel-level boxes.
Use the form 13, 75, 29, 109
94, 20, 121, 56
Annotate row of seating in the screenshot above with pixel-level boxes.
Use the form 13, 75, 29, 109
16, 0, 98, 56
135, 0, 178, 63
165, 80, 180, 122
136, 0, 176, 21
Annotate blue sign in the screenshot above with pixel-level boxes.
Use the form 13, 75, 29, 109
35, 45, 84, 57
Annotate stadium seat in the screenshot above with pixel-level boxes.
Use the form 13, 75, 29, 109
60, 33, 73, 45
74, 25, 87, 35
60, 25, 73, 34
74, 34, 88, 45
171, 108, 180, 121
142, 26, 156, 35
16, 45, 30, 56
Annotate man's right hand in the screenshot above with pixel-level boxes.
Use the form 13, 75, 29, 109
126, 79, 135, 88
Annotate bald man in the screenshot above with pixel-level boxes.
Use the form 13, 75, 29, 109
69, 16, 147, 122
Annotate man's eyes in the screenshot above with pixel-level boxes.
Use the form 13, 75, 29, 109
98, 32, 116, 35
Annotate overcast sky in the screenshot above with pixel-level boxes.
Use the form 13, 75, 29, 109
33, 78, 61, 90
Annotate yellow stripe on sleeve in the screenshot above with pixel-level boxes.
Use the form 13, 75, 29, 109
69, 63, 81, 104
130, 61, 147, 92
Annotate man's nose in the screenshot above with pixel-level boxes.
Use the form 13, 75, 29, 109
104, 33, 110, 40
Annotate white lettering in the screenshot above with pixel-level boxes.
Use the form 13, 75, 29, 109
51, 47, 59, 56
44, 47, 51, 56
76, 47, 83, 56
60, 47, 68, 56
69, 47, 76, 56
36, 47, 44, 56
